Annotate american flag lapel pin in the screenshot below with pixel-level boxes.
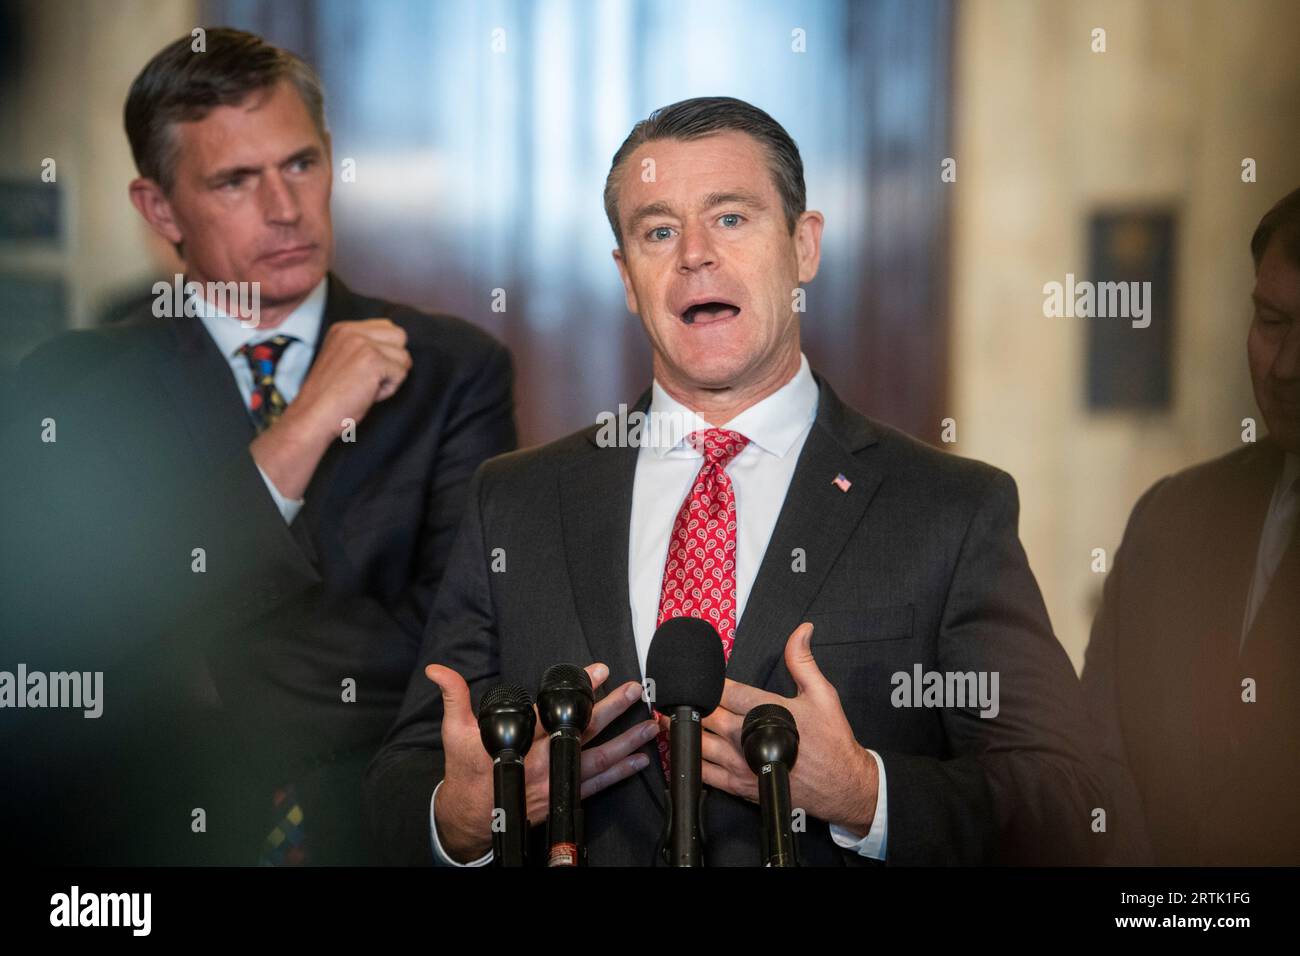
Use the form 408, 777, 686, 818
832, 472, 852, 493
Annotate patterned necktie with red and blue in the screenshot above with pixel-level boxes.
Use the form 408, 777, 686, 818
237, 334, 299, 433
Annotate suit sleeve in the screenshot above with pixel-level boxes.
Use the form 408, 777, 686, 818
388, 341, 515, 640
1080, 483, 1161, 865
363, 464, 502, 865
873, 470, 1108, 864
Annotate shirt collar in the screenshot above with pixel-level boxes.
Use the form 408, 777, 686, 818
647, 353, 818, 459
194, 277, 327, 359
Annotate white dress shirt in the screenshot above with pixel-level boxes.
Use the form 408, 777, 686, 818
1242, 451, 1300, 644
430, 353, 888, 864
194, 278, 328, 524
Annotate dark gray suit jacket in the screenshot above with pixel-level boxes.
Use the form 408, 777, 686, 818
0, 274, 516, 864
1082, 440, 1300, 865
366, 374, 1104, 866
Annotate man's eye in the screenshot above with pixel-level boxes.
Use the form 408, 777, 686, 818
290, 158, 315, 173
719, 213, 743, 228
219, 177, 245, 190
648, 226, 675, 242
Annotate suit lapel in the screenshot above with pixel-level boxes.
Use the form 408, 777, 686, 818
559, 429, 642, 687
558, 413, 665, 807
1217, 441, 1284, 648
296, 274, 363, 528
1193, 441, 1283, 816
726, 376, 882, 690
154, 311, 256, 469
1245, 444, 1299, 646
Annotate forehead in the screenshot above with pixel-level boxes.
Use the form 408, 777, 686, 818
1254, 235, 1300, 309
174, 80, 320, 168
618, 130, 776, 212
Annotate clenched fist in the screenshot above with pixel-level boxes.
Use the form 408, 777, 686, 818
251, 318, 412, 500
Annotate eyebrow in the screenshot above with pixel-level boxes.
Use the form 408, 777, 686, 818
700, 190, 767, 211
625, 200, 677, 235
207, 145, 323, 184
625, 189, 770, 235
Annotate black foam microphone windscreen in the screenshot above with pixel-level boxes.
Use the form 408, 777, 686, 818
645, 616, 727, 715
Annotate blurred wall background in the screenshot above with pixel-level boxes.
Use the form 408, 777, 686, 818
2, 0, 1298, 666
951, 0, 1300, 665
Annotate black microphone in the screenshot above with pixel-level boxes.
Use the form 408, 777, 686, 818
537, 663, 594, 867
742, 703, 801, 867
477, 683, 536, 867
645, 617, 726, 867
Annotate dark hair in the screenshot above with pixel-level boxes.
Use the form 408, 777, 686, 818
1250, 186, 1300, 270
603, 96, 806, 248
124, 27, 327, 193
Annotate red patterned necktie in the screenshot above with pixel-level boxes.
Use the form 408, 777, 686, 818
237, 334, 298, 433
654, 427, 750, 775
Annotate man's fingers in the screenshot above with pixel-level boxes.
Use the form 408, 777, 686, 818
783, 622, 830, 697
335, 317, 408, 348
701, 727, 752, 780
424, 664, 474, 727
701, 706, 744, 748
370, 347, 413, 401
719, 677, 782, 718
579, 752, 651, 801
702, 757, 759, 803
584, 662, 611, 694
582, 680, 645, 744
580, 719, 658, 781
369, 341, 413, 371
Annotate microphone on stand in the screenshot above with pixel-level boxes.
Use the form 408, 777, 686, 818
742, 703, 801, 867
477, 683, 536, 867
645, 617, 726, 867
537, 663, 594, 866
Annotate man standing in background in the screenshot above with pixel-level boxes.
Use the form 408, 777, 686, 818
0, 28, 515, 864
1084, 187, 1300, 864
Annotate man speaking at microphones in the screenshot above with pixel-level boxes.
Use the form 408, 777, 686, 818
366, 97, 1103, 865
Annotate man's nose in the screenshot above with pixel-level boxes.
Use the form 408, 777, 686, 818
676, 224, 718, 274
259, 171, 301, 225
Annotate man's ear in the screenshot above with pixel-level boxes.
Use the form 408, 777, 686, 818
794, 210, 825, 284
128, 177, 184, 246
612, 247, 640, 315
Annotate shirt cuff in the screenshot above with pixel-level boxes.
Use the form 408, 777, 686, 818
255, 463, 305, 524
430, 780, 494, 867
828, 748, 887, 860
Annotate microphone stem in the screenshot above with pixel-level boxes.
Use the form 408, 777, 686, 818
492, 754, 528, 867
758, 761, 798, 867
546, 729, 584, 866
668, 706, 703, 866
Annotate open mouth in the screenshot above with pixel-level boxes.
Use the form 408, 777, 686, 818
681, 301, 741, 325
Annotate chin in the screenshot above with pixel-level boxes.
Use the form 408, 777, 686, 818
256, 262, 327, 304
670, 351, 751, 389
